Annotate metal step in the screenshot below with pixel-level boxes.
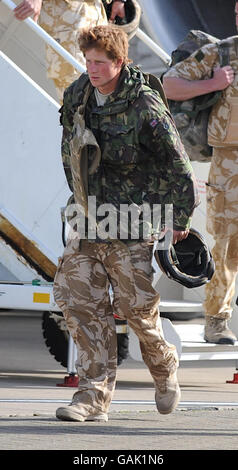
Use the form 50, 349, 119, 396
177, 323, 238, 361
129, 316, 238, 363
160, 300, 203, 313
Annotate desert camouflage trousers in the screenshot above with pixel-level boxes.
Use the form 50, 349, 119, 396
53, 238, 179, 414
204, 147, 238, 319
39, 0, 108, 103
204, 235, 238, 319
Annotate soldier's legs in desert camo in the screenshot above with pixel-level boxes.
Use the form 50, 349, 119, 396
204, 235, 238, 344
204, 147, 238, 344
109, 241, 181, 415
53, 238, 117, 422
53, 239, 180, 421
39, 0, 108, 103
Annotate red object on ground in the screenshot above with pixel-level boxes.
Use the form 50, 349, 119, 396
226, 372, 238, 384
57, 374, 79, 387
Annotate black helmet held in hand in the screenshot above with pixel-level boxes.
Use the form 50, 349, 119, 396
154, 228, 215, 288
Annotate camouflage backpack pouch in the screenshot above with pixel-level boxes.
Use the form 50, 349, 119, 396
167, 30, 226, 162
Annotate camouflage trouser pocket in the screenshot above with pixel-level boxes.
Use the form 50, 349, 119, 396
206, 183, 226, 236
53, 256, 70, 313
126, 242, 160, 314
222, 97, 238, 146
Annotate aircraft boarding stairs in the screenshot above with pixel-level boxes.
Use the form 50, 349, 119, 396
0, 0, 238, 375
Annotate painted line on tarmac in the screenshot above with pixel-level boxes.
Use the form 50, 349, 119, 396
0, 399, 238, 408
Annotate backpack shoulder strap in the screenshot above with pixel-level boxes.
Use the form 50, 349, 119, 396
218, 37, 238, 66
70, 73, 91, 107
218, 41, 230, 66
143, 72, 169, 109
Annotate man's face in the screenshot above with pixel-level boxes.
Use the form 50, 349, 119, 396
235, 2, 238, 30
85, 48, 123, 94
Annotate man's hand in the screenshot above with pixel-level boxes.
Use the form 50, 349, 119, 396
212, 66, 235, 90
14, 0, 43, 22
163, 65, 235, 101
172, 229, 189, 244
157, 228, 189, 245
109, 1, 126, 22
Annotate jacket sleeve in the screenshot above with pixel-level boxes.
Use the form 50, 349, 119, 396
59, 88, 75, 193
139, 92, 200, 230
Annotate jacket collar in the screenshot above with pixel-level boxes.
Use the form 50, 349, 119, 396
80, 65, 147, 115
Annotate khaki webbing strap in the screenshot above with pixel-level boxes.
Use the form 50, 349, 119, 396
218, 41, 230, 67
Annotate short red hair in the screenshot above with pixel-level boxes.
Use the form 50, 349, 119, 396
78, 25, 132, 66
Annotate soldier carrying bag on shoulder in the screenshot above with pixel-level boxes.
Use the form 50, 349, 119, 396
164, 30, 230, 163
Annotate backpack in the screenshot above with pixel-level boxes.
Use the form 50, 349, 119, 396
166, 30, 230, 162
143, 71, 169, 109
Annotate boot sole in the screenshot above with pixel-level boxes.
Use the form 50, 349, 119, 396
56, 407, 108, 422
204, 336, 236, 345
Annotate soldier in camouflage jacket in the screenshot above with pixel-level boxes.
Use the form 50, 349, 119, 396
53, 25, 199, 423
163, 2, 238, 345
60, 63, 199, 239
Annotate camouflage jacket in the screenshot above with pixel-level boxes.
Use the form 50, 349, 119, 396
165, 36, 238, 147
60, 66, 199, 240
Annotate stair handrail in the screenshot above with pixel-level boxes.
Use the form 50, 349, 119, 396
135, 28, 170, 65
1, 0, 85, 73
1, 0, 171, 70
